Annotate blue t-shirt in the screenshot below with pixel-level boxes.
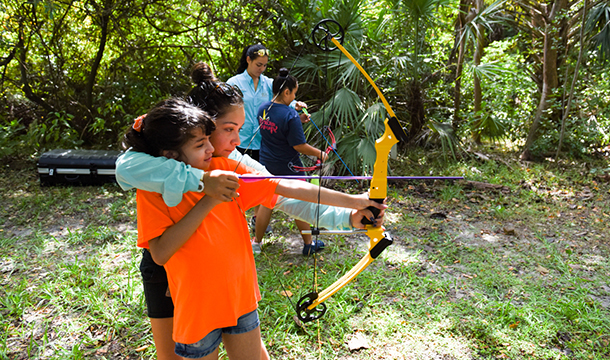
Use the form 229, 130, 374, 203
258, 101, 307, 175
226, 70, 273, 151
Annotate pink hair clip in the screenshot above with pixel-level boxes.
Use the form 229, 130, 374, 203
133, 114, 146, 132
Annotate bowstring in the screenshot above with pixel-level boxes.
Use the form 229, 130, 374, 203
232, 25, 357, 334
231, 33, 324, 324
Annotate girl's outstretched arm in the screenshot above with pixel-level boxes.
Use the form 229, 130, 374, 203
274, 180, 386, 214
119, 150, 356, 230
293, 143, 328, 162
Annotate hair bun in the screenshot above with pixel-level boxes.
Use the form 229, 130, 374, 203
279, 68, 289, 77
191, 62, 217, 85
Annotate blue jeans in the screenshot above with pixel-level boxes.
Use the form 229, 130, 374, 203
174, 309, 260, 358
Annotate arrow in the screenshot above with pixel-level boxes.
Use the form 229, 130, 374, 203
239, 175, 464, 182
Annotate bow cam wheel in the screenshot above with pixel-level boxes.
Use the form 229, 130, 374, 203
311, 19, 344, 51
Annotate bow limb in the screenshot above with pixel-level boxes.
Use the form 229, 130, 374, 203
296, 226, 392, 323
329, 37, 397, 120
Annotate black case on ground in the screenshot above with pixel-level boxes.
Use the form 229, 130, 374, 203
37, 149, 122, 186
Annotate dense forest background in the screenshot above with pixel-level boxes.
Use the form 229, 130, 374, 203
1, 0, 609, 173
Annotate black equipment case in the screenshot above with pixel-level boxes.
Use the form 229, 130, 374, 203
37, 149, 123, 186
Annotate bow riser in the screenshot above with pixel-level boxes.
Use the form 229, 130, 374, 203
301, 122, 399, 312
368, 118, 400, 220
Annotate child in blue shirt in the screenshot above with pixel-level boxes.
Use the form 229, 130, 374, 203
257, 68, 329, 254
258, 68, 328, 175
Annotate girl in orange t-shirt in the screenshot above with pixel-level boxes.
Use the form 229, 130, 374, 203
124, 97, 386, 360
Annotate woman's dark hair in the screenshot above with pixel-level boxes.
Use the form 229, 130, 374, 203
122, 98, 215, 157
236, 44, 268, 74
187, 62, 244, 118
272, 68, 298, 95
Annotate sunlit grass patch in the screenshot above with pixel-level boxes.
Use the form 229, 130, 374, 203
1, 151, 609, 359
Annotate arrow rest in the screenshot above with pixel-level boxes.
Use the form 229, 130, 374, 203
296, 292, 327, 323
311, 19, 344, 51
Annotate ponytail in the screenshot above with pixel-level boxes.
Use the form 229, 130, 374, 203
187, 61, 243, 118
272, 67, 298, 95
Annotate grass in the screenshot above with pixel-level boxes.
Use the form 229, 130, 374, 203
0, 148, 609, 359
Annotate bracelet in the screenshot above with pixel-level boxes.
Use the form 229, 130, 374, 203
197, 172, 205, 192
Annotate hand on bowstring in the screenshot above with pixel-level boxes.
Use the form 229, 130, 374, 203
202, 170, 240, 202
318, 151, 329, 163
295, 101, 310, 124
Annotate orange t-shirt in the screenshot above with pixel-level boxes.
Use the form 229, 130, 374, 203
136, 157, 279, 344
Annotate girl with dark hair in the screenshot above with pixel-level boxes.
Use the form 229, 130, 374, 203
226, 45, 310, 158
123, 98, 216, 158
116, 62, 386, 359
226, 44, 273, 160
256, 68, 329, 255
130, 96, 384, 359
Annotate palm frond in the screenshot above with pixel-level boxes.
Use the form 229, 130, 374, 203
458, 0, 508, 49
329, 87, 363, 129
474, 113, 507, 140
361, 102, 387, 136
415, 120, 460, 160
471, 61, 512, 81
356, 136, 377, 172
586, 2, 610, 63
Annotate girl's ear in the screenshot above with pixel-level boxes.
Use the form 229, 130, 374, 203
162, 150, 180, 160
283, 87, 292, 97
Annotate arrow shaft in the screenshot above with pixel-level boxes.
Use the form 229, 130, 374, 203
239, 175, 463, 181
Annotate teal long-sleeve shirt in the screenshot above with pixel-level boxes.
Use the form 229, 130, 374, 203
115, 149, 354, 230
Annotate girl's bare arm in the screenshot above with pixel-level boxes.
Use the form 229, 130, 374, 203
274, 180, 386, 213
148, 196, 222, 265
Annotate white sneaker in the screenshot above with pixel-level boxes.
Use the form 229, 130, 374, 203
251, 239, 262, 254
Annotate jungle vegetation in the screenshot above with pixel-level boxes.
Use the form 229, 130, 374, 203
1, 0, 609, 170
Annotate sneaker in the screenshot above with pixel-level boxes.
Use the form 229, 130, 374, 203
250, 216, 272, 234
302, 240, 325, 256
251, 238, 262, 255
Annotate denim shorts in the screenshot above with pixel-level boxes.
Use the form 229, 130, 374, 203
174, 309, 260, 358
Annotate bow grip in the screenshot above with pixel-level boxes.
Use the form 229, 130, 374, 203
361, 198, 384, 225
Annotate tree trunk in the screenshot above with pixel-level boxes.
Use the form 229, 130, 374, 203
520, 0, 567, 160
557, 0, 587, 158
407, 80, 425, 138
471, 0, 485, 144
453, 0, 471, 132
85, 13, 110, 111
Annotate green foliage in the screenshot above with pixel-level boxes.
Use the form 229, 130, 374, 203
0, 120, 26, 158
1, 0, 609, 160
417, 120, 460, 160
460, 36, 538, 144
586, 2, 610, 63
27, 112, 83, 150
